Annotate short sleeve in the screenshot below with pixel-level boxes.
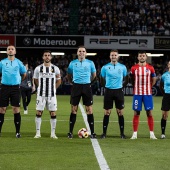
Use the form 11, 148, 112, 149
33, 67, 39, 79
67, 62, 73, 74
100, 66, 106, 78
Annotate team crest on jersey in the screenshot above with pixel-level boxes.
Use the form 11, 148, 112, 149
84, 66, 89, 71
51, 68, 53, 72
118, 69, 121, 74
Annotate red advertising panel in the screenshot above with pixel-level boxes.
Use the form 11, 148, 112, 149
0, 35, 15, 47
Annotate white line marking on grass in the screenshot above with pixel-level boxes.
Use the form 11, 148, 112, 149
79, 103, 110, 170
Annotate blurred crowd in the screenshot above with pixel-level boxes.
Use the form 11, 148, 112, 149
0, 0, 169, 35
78, 0, 170, 35
0, 0, 69, 34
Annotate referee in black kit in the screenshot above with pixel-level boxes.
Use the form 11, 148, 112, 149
0, 45, 26, 138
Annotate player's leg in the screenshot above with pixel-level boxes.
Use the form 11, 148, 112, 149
0, 85, 9, 136
161, 111, 168, 139
68, 84, 81, 139
68, 105, 79, 138
0, 108, 5, 136
50, 112, 57, 139
25, 88, 32, 114
160, 94, 170, 139
144, 95, 157, 139
100, 88, 113, 139
11, 85, 22, 138
115, 88, 126, 139
146, 110, 157, 139
101, 110, 111, 139
131, 95, 142, 139
20, 87, 27, 114
47, 96, 58, 139
117, 109, 125, 139
34, 96, 45, 138
83, 84, 96, 138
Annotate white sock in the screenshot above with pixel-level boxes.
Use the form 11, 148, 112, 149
50, 118, 57, 136
150, 131, 154, 136
35, 117, 42, 135
133, 132, 137, 136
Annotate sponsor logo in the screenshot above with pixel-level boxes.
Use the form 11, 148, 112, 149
85, 36, 154, 49
154, 38, 170, 49
0, 39, 9, 45
16, 36, 84, 48
41, 73, 54, 78
23, 38, 31, 46
34, 38, 77, 46
0, 35, 15, 47
89, 38, 148, 46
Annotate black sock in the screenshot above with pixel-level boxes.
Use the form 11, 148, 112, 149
87, 114, 94, 134
14, 113, 21, 134
103, 115, 110, 134
161, 118, 166, 135
0, 113, 5, 133
118, 115, 124, 135
69, 113, 76, 133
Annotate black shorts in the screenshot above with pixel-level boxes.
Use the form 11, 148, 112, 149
161, 93, 170, 111
70, 83, 93, 106
0, 84, 21, 107
104, 88, 124, 110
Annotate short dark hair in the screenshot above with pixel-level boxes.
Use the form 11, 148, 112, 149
43, 50, 52, 55
138, 51, 147, 55
7, 44, 15, 48
77, 45, 86, 51
110, 49, 119, 53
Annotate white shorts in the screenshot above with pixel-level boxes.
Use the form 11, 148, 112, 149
36, 96, 57, 111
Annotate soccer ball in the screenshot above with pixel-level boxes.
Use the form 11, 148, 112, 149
78, 128, 89, 138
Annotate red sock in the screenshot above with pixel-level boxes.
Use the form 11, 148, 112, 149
147, 116, 154, 131
133, 115, 139, 131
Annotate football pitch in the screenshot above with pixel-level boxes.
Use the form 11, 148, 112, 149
0, 95, 170, 170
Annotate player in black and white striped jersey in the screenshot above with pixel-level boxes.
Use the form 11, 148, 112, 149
33, 50, 61, 139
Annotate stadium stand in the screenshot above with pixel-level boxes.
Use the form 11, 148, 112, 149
78, 0, 170, 35
0, 0, 69, 34
0, 0, 169, 35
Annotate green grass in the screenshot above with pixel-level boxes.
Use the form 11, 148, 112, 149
0, 95, 170, 170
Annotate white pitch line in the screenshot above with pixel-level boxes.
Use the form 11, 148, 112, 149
79, 103, 110, 170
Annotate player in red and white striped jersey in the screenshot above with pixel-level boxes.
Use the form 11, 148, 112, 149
131, 62, 155, 95
130, 51, 157, 139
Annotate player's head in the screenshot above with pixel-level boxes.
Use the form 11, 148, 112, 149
6, 45, 16, 57
43, 50, 52, 63
137, 51, 147, 64
77, 45, 87, 61
23, 61, 28, 69
110, 49, 119, 63
167, 60, 170, 69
